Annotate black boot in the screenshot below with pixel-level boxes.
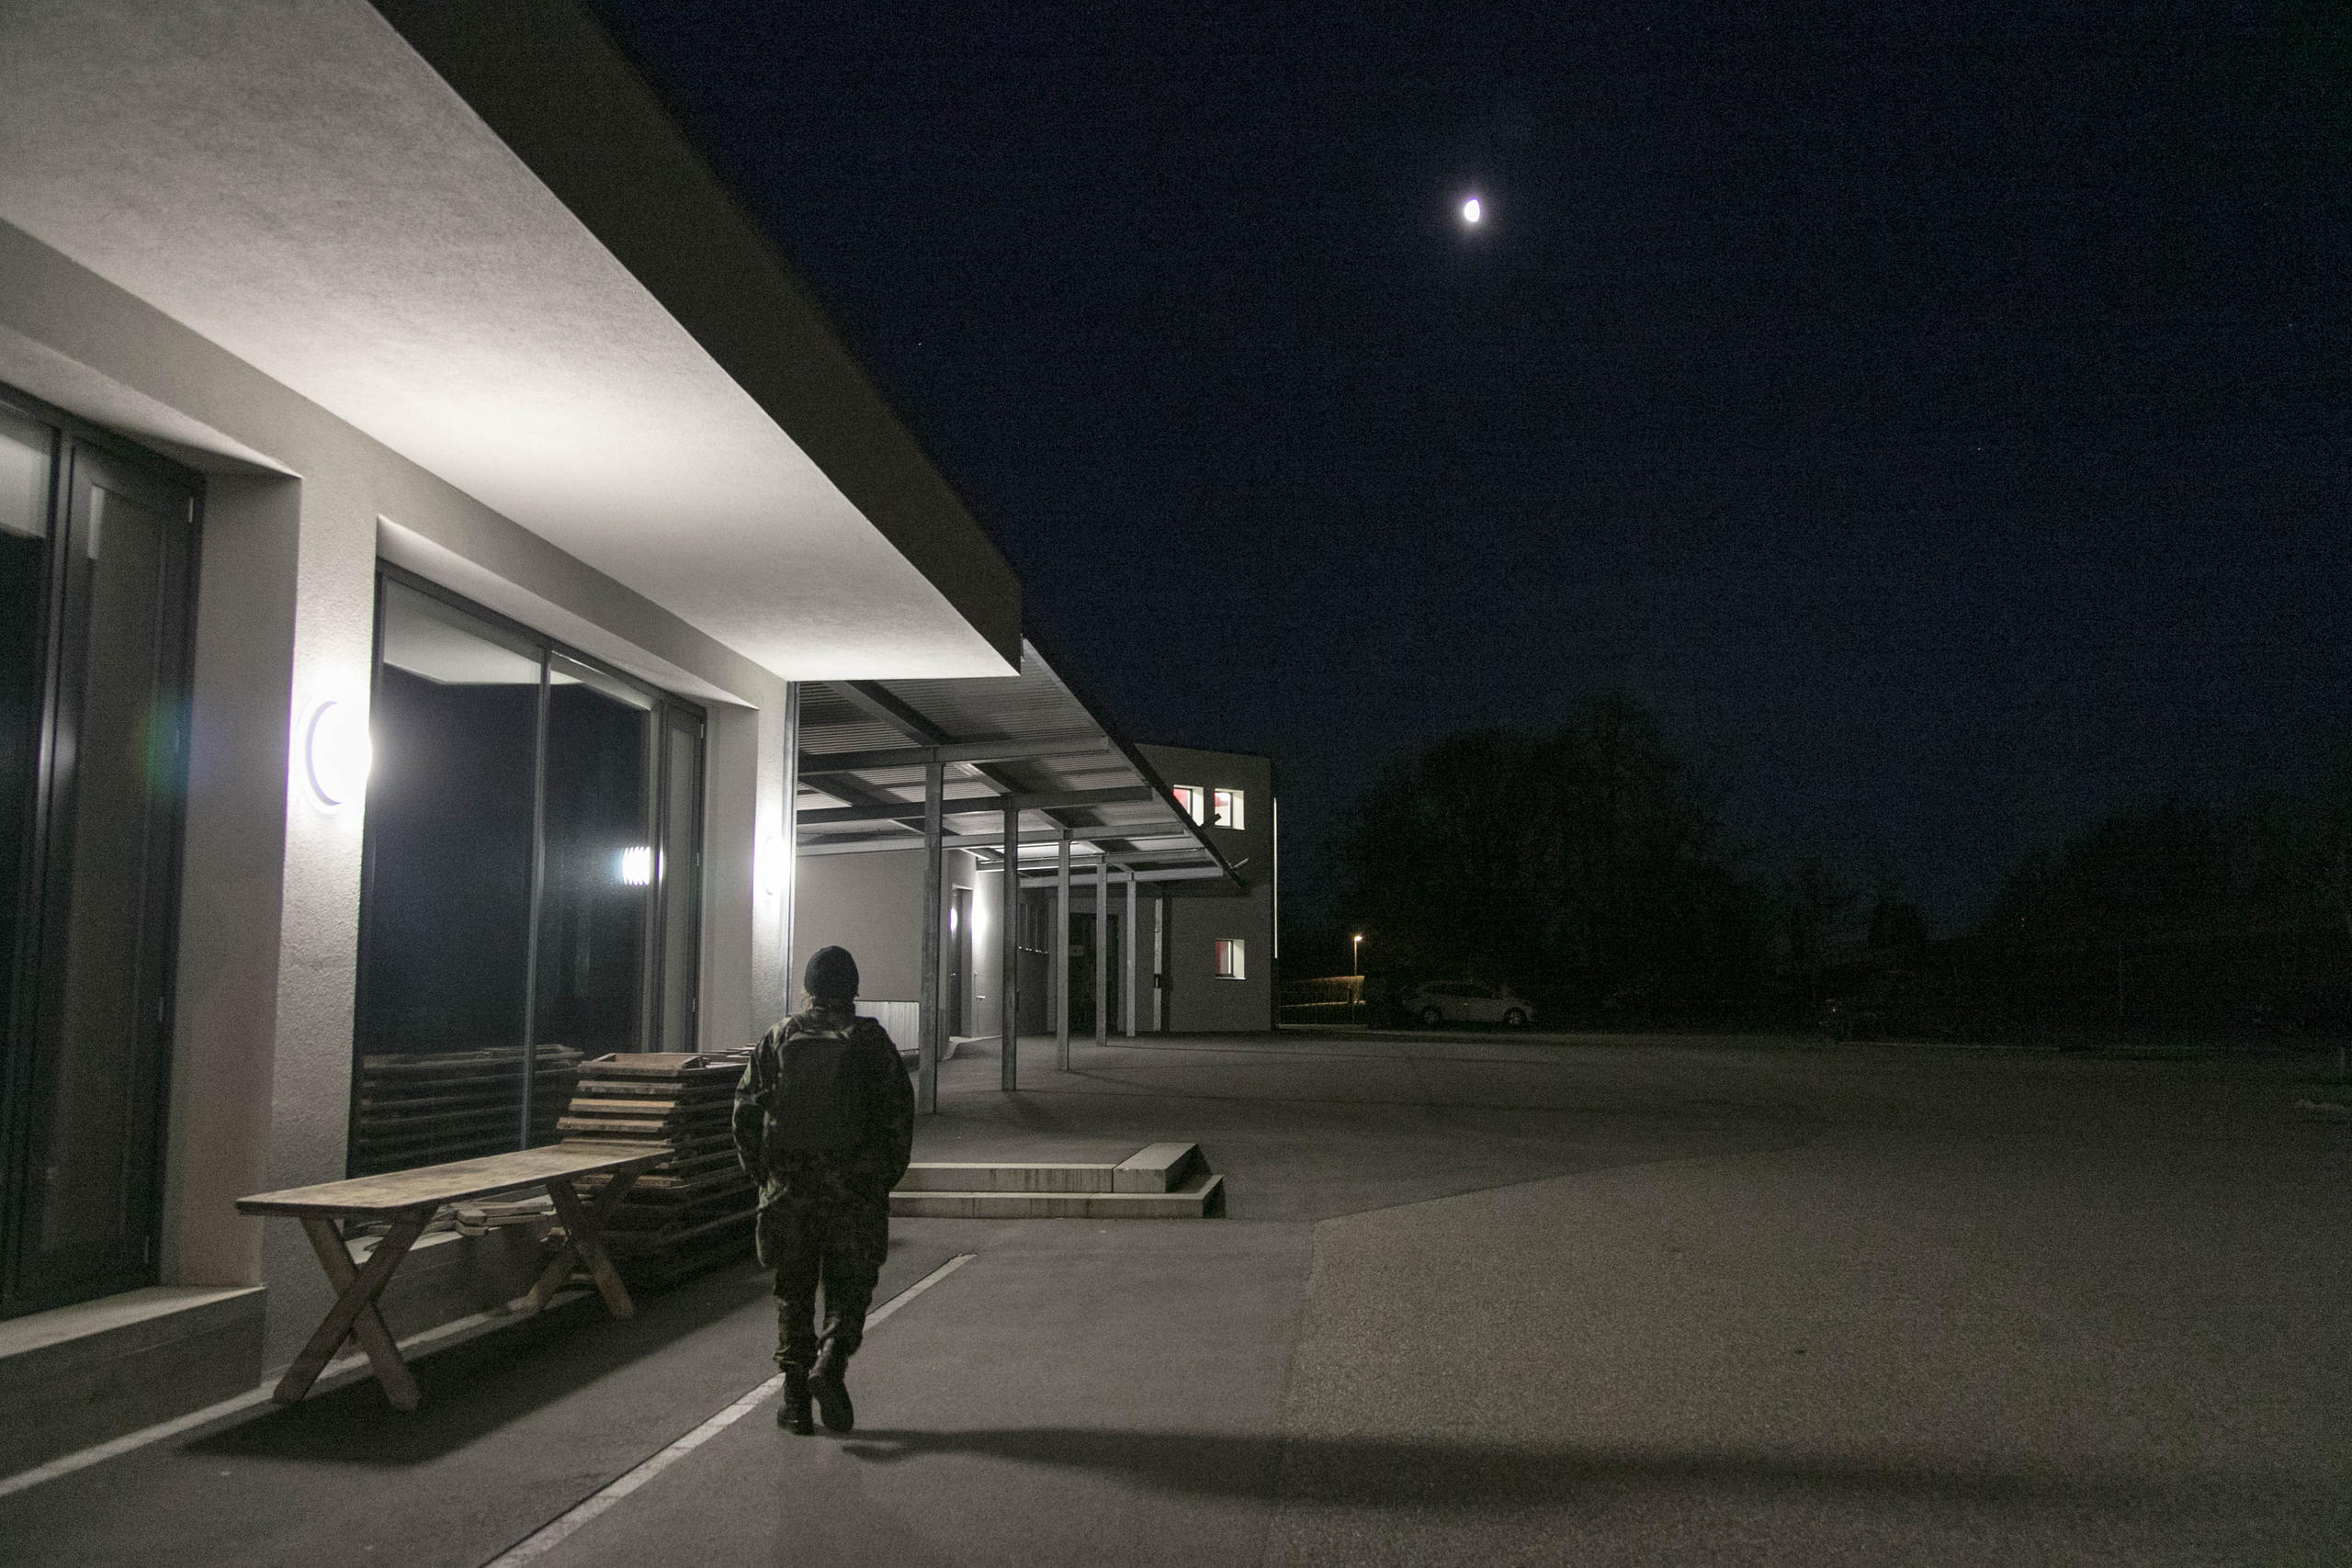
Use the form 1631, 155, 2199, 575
809, 1344, 854, 1433
776, 1369, 813, 1435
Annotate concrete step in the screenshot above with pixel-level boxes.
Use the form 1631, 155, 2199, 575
898, 1163, 1116, 1193
898, 1142, 1205, 1197
1115, 1142, 1204, 1192
889, 1171, 1224, 1220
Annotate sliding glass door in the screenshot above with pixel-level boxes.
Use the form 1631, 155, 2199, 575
351, 585, 544, 1172
0, 392, 198, 1318
654, 704, 702, 1051
537, 654, 657, 1064
350, 574, 703, 1176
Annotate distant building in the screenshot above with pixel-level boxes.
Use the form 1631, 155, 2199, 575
1136, 743, 1278, 1034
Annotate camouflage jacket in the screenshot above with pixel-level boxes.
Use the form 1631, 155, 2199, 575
732, 1004, 914, 1200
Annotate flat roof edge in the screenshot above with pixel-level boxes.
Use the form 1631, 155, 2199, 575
1021, 630, 1249, 892
367, 0, 1022, 668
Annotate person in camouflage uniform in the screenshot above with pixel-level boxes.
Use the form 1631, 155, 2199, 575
733, 945, 914, 1434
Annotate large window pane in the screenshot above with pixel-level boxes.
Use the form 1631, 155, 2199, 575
535, 656, 654, 1073
7, 441, 195, 1314
0, 409, 51, 1089
27, 480, 172, 1254
351, 579, 701, 1175
656, 708, 702, 1050
351, 583, 546, 1173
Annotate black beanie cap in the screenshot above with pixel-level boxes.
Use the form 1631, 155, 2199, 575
804, 945, 859, 1003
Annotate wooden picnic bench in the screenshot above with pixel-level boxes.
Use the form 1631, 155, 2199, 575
236, 1141, 671, 1410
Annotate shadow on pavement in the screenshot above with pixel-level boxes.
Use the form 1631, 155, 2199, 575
834, 1427, 2260, 1516
185, 1258, 777, 1466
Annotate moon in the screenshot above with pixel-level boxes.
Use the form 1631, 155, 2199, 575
1461, 197, 1483, 225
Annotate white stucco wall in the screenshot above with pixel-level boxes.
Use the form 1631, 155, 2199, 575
1167, 884, 1278, 1032
0, 220, 797, 1364
1136, 743, 1278, 1033
789, 846, 983, 1024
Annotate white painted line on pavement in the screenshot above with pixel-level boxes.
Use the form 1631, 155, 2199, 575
481, 1252, 978, 1568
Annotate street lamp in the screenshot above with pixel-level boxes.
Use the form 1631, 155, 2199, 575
1351, 933, 1363, 976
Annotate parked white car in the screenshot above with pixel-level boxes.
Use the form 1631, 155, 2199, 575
1400, 981, 1535, 1028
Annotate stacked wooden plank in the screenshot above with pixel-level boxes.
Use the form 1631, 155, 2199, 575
560, 1052, 756, 1286
350, 1044, 583, 1176
452, 1194, 555, 1235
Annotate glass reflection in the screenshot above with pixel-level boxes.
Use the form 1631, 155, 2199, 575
35, 483, 175, 1251
535, 656, 653, 1071
351, 583, 542, 1173
0, 408, 50, 1084
349, 579, 701, 1175
657, 710, 701, 1049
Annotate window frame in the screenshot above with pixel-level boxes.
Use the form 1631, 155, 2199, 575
348, 567, 707, 1177
1214, 937, 1246, 981
0, 380, 203, 1320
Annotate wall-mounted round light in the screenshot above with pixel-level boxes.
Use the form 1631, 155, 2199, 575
757, 833, 787, 898
616, 846, 654, 886
304, 699, 371, 809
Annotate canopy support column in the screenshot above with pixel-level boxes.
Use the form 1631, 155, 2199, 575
777, 682, 800, 1010
1055, 827, 1072, 1070
1000, 795, 1020, 1091
918, 758, 943, 1114
1123, 869, 1138, 1036
1093, 857, 1109, 1050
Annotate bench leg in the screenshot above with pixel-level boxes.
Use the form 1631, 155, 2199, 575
277, 1215, 426, 1410
528, 1172, 639, 1319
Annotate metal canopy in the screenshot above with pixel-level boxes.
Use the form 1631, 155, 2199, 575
794, 638, 1243, 893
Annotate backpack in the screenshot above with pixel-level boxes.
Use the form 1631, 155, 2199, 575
765, 1017, 873, 1154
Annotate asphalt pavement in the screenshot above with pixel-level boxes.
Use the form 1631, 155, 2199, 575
3, 1030, 2346, 1566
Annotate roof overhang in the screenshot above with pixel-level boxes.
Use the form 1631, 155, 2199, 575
796, 641, 1245, 894
0, 0, 1018, 680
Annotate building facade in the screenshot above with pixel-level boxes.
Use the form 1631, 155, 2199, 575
0, 0, 1023, 1472
1137, 744, 1278, 1034
0, 0, 1283, 1478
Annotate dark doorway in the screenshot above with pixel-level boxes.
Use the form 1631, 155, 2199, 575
0, 391, 199, 1318
1016, 887, 1052, 1035
1108, 912, 1123, 1031
1066, 909, 1122, 1035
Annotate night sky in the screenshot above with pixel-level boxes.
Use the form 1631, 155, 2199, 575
593, 2, 2346, 931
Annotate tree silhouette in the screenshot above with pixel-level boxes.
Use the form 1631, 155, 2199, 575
1336, 695, 1767, 1018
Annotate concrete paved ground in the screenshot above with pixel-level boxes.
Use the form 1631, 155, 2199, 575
3, 1031, 2346, 1565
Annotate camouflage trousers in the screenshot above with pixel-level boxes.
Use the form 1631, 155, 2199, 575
757, 1180, 890, 1373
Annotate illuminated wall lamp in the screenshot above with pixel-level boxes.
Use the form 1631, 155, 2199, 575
757, 833, 788, 898
304, 699, 371, 810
